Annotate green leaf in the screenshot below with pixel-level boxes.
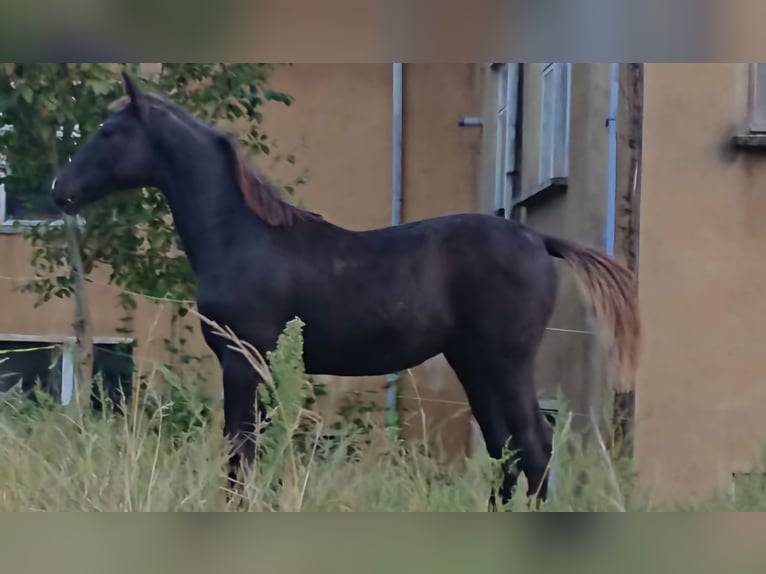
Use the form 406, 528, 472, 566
0, 62, 305, 357
89, 80, 113, 96
19, 85, 34, 103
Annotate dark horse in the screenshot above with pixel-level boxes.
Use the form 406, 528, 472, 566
51, 73, 640, 510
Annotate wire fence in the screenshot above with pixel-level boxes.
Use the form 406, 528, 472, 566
0, 340, 631, 424
0, 270, 615, 420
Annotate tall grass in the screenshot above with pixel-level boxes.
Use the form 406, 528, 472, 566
1, 317, 766, 511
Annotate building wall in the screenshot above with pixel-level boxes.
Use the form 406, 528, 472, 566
0, 63, 481, 462
0, 235, 178, 364
636, 63, 766, 501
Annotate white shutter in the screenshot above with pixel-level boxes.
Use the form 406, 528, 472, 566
494, 64, 509, 211
503, 65, 517, 213
539, 63, 571, 183
553, 63, 571, 178
749, 64, 766, 132
539, 64, 556, 183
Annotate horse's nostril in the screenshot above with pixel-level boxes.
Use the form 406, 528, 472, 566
53, 194, 76, 212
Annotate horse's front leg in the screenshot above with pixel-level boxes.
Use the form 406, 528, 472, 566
221, 349, 268, 497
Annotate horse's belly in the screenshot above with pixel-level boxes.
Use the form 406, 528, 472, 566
300, 318, 446, 377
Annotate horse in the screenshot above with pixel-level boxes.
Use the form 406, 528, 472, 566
51, 72, 640, 511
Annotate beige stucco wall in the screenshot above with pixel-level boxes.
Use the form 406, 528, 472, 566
636, 63, 766, 501
0, 235, 178, 364
0, 64, 480, 462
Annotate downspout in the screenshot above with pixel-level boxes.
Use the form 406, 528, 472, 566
600, 63, 619, 435
391, 63, 403, 226
386, 63, 403, 438
605, 62, 619, 256
508, 63, 522, 220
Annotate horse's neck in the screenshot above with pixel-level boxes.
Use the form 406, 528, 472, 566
157, 140, 268, 276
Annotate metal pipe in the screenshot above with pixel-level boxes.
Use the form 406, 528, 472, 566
504, 64, 519, 218
391, 63, 403, 226
605, 63, 619, 256
386, 63, 404, 436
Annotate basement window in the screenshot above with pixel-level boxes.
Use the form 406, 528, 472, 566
0, 335, 134, 410
538, 399, 560, 498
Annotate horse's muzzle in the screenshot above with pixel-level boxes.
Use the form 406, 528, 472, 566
51, 176, 81, 215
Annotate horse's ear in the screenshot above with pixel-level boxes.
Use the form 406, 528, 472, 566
121, 71, 146, 120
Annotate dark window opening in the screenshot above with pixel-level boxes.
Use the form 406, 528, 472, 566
91, 343, 134, 412
0, 340, 134, 411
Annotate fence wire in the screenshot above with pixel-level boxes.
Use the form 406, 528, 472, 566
0, 271, 617, 420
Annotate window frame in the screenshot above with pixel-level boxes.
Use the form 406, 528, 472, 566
0, 123, 85, 232
0, 333, 134, 405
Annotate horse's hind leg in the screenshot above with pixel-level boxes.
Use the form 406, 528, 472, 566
444, 351, 511, 509
496, 357, 553, 508
446, 348, 553, 511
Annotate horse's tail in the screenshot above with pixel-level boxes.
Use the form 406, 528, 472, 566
543, 235, 641, 392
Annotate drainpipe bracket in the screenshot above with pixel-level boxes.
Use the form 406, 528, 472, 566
458, 116, 483, 127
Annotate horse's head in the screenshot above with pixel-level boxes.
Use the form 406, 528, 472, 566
51, 72, 157, 215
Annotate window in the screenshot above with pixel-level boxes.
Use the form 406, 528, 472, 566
538, 399, 559, 497
538, 63, 571, 184
0, 122, 83, 228
492, 63, 519, 218
0, 164, 62, 224
748, 64, 766, 133
0, 335, 134, 409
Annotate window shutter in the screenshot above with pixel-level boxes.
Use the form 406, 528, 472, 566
494, 64, 509, 211
553, 63, 570, 178
539, 64, 556, 183
539, 63, 571, 183
749, 64, 766, 132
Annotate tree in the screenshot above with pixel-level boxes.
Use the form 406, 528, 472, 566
0, 63, 304, 411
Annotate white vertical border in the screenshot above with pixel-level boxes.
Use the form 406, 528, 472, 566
0, 334, 133, 405
60, 345, 74, 406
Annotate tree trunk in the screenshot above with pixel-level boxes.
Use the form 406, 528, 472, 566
49, 110, 94, 419
610, 63, 644, 460
65, 213, 94, 418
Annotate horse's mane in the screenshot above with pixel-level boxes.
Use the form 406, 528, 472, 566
215, 134, 324, 227
114, 91, 324, 228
